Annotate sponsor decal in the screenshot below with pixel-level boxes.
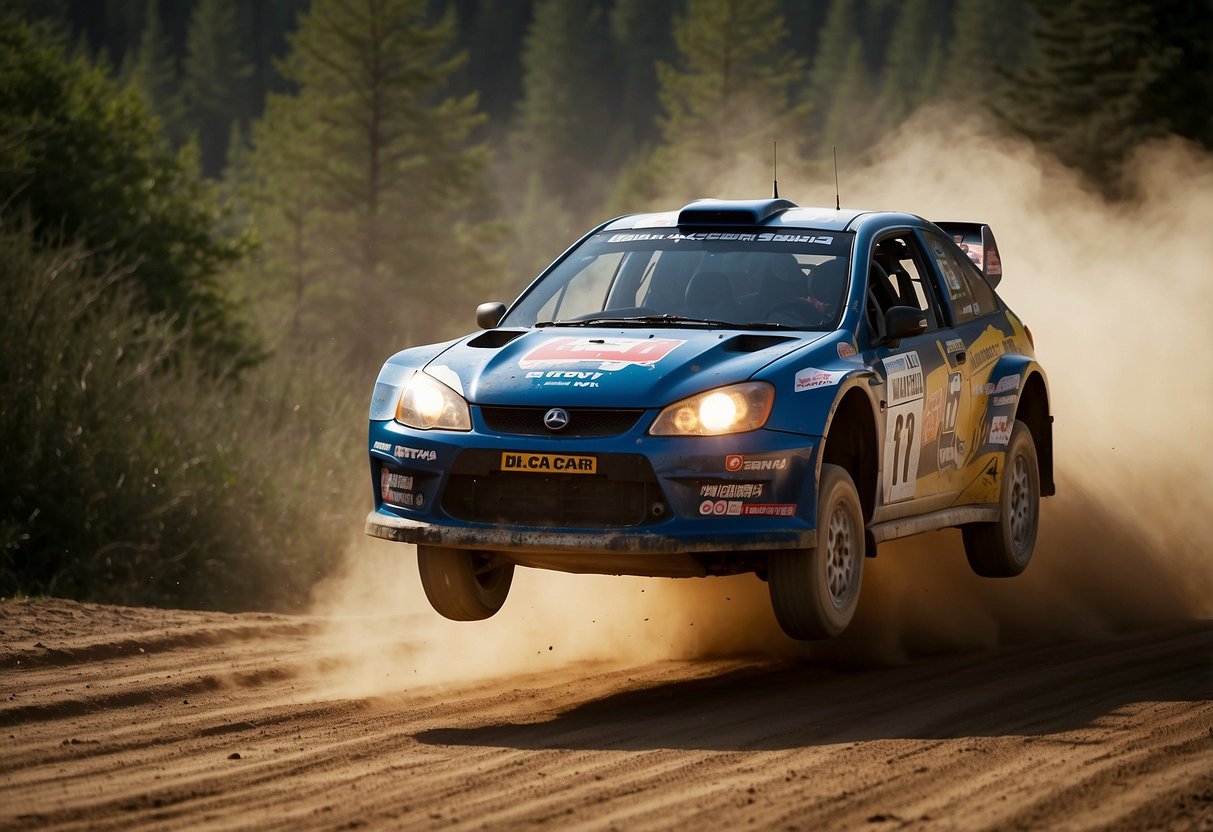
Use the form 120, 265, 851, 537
837, 342, 857, 360
974, 373, 1021, 397
724, 455, 788, 472
883, 351, 924, 406
881, 352, 927, 502
968, 337, 1018, 370
922, 389, 943, 444
989, 415, 1012, 446
525, 369, 603, 389
608, 232, 834, 245
794, 367, 842, 392
992, 393, 1017, 407
937, 372, 964, 471
380, 469, 423, 507
945, 337, 965, 354
699, 499, 740, 516
520, 337, 685, 372
699, 482, 765, 499
372, 440, 392, 452
383, 472, 414, 491
395, 445, 437, 462
740, 503, 797, 517
501, 452, 597, 474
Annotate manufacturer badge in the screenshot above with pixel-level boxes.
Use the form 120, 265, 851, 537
543, 407, 570, 431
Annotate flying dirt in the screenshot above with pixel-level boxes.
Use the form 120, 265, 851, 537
2, 116, 1211, 829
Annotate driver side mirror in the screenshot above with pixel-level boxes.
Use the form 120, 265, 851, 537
476, 301, 506, 329
881, 305, 928, 346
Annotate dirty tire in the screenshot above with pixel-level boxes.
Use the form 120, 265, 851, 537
417, 545, 514, 621
768, 464, 864, 640
963, 419, 1040, 577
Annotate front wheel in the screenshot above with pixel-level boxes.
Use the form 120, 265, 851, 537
417, 545, 514, 621
768, 464, 865, 639
963, 419, 1040, 577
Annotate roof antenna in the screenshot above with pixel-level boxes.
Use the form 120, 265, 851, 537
772, 141, 779, 199
833, 146, 841, 211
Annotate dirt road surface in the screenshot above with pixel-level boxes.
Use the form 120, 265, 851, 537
1, 597, 1210, 831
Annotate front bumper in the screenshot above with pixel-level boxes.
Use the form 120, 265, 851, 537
366, 411, 822, 573
365, 510, 817, 554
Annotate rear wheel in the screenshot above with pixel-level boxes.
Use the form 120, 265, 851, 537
768, 464, 864, 639
963, 419, 1040, 577
417, 545, 514, 621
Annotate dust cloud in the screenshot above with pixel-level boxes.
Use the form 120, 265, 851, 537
309, 108, 1213, 695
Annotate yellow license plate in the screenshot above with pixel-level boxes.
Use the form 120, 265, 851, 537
500, 452, 597, 475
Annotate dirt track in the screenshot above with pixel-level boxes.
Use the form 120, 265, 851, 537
0, 598, 1209, 831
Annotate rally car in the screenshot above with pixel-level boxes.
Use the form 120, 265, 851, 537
365, 198, 1053, 639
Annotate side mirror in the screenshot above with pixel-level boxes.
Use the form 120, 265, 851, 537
476, 301, 506, 329
882, 305, 928, 345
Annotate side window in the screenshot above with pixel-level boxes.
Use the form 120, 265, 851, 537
867, 234, 943, 334
925, 231, 998, 323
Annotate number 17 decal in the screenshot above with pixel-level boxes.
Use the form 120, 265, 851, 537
882, 352, 925, 502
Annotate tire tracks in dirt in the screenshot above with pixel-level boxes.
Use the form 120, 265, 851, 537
0, 599, 1209, 831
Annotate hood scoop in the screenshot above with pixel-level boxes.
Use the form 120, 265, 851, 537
721, 333, 797, 353
467, 329, 527, 349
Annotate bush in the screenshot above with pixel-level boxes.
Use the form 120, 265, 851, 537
0, 221, 365, 610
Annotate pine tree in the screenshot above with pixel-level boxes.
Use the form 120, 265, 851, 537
999, 0, 1212, 191
873, 0, 950, 130
184, 0, 253, 177
947, 0, 1032, 101
509, 0, 612, 205
655, 0, 805, 185
459, 0, 534, 125
254, 0, 495, 361
804, 0, 863, 155
120, 0, 185, 143
610, 0, 681, 148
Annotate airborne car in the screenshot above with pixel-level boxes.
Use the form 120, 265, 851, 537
365, 198, 1053, 639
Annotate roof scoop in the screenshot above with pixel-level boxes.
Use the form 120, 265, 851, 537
677, 198, 797, 226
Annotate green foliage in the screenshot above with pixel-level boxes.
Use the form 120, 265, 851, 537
999, 0, 1213, 191
247, 0, 497, 363
0, 220, 361, 610
0, 20, 257, 371
510, 0, 613, 208
657, 0, 805, 155
947, 0, 1032, 101
119, 0, 186, 145
874, 0, 950, 129
184, 0, 253, 177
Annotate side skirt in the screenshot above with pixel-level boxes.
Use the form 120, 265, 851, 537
868, 504, 999, 545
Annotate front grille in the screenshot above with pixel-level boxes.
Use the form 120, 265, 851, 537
479, 406, 645, 437
441, 450, 664, 528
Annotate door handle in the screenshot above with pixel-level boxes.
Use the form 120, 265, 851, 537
955, 350, 967, 365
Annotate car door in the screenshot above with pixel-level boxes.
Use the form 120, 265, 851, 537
864, 232, 964, 520
919, 228, 1016, 504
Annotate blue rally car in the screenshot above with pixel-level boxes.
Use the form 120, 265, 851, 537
366, 198, 1054, 639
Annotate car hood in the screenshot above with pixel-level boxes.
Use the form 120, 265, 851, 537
423, 327, 823, 408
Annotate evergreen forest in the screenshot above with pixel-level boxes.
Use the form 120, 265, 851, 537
2, 0, 1211, 609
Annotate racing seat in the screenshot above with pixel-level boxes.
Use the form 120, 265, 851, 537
682, 270, 734, 321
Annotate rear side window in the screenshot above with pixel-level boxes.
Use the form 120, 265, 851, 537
924, 231, 999, 323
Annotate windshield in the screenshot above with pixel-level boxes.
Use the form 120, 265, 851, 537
500, 228, 855, 330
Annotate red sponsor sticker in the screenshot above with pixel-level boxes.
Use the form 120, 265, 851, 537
519, 337, 685, 370
740, 503, 797, 517
724, 454, 744, 472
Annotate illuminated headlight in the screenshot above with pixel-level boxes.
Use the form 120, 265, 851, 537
649, 382, 774, 436
396, 372, 471, 431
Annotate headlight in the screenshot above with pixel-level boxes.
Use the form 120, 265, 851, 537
649, 382, 774, 436
396, 372, 471, 431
